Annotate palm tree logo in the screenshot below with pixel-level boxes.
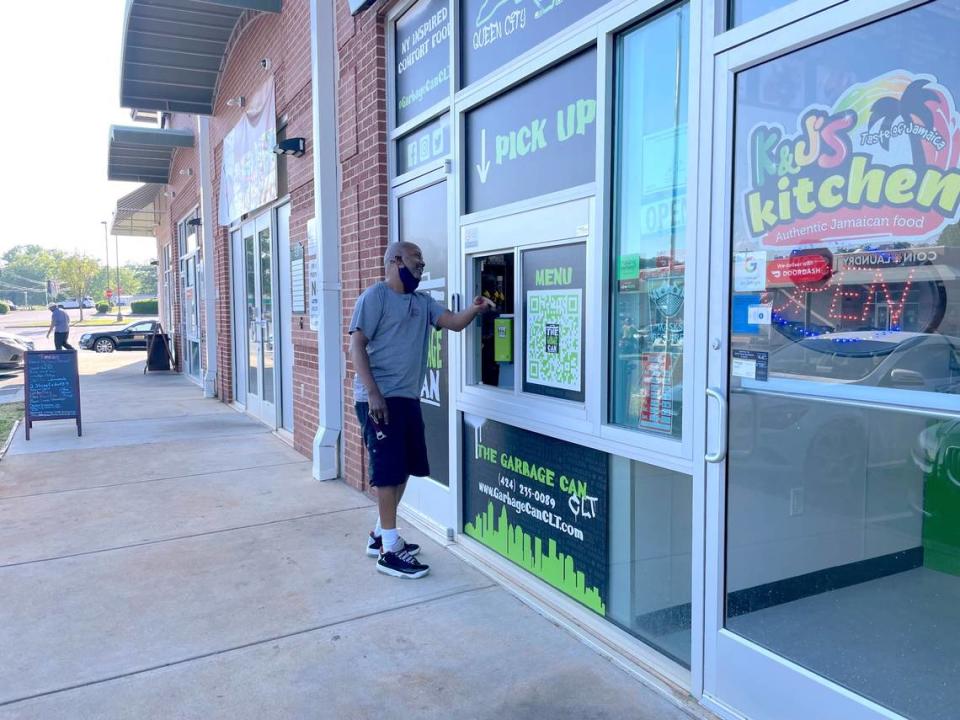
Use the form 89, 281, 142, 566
867, 79, 938, 165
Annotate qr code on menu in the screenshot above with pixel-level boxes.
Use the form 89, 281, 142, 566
526, 289, 582, 390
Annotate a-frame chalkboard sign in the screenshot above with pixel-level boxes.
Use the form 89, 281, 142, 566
23, 350, 82, 440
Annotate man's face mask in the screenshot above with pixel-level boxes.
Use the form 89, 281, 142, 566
396, 256, 420, 293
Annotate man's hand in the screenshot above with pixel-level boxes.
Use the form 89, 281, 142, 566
368, 390, 389, 425
472, 296, 496, 314
437, 296, 496, 332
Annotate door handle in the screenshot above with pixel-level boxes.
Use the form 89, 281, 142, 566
705, 387, 728, 464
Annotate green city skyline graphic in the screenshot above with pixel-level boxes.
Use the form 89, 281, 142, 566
465, 502, 606, 615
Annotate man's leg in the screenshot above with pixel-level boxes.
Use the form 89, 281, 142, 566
373, 480, 406, 536
376, 483, 402, 551
53, 332, 64, 350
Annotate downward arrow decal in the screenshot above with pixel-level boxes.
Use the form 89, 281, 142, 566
475, 128, 491, 184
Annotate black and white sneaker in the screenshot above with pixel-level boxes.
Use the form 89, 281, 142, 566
366, 532, 420, 558
377, 548, 430, 579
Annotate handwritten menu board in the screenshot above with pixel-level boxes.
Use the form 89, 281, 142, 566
24, 351, 82, 440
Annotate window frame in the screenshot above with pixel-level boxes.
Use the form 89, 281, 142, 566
385, 0, 710, 692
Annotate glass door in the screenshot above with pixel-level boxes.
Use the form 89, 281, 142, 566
394, 171, 456, 530
705, 3, 960, 720
241, 213, 278, 427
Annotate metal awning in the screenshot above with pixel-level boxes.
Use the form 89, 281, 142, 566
120, 0, 282, 115
112, 184, 166, 236
108, 125, 194, 183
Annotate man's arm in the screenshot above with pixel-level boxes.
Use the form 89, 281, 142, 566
45, 317, 54, 338
436, 296, 495, 332
349, 330, 389, 424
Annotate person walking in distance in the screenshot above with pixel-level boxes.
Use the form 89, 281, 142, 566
46, 304, 74, 351
350, 241, 494, 578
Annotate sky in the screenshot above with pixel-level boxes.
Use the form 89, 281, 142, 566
0, 1, 160, 265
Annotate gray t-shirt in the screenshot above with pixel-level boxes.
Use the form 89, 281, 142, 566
349, 282, 446, 401
51, 308, 70, 333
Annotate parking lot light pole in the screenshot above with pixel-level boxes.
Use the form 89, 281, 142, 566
100, 221, 110, 308
115, 232, 122, 321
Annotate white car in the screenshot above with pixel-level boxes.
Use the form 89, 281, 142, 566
0, 331, 35, 370
730, 331, 960, 497
60, 297, 95, 309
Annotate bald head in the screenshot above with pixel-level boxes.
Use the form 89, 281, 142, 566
383, 241, 421, 270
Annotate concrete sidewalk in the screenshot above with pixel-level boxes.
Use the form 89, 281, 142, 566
0, 353, 699, 720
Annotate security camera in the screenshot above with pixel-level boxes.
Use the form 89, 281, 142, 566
273, 137, 306, 157
260, 58, 271, 70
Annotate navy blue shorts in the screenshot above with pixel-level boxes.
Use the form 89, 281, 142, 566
355, 397, 429, 487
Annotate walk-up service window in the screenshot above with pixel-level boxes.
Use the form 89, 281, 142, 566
723, 3, 960, 717
473, 252, 515, 390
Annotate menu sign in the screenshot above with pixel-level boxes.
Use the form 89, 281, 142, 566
395, 0, 451, 126
24, 351, 82, 440
463, 414, 608, 615
464, 48, 596, 213
522, 243, 586, 402
461, 0, 599, 87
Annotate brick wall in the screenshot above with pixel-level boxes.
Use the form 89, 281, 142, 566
149, 1, 318, 459
209, 0, 318, 456
336, 0, 393, 491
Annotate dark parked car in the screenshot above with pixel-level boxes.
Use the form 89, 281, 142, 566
79, 320, 159, 353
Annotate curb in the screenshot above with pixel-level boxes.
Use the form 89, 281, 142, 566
0, 417, 20, 462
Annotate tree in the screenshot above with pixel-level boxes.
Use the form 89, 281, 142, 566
117, 266, 142, 298
0, 244, 65, 307
57, 254, 102, 320
132, 263, 158, 296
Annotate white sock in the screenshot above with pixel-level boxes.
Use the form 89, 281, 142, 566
374, 517, 382, 537
381, 527, 400, 552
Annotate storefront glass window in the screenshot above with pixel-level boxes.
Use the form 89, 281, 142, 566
728, 0, 793, 28
399, 180, 450, 485
609, 4, 689, 437
608, 457, 691, 667
726, 4, 960, 719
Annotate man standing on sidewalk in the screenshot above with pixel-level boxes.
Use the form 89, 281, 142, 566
349, 241, 494, 579
45, 304, 74, 351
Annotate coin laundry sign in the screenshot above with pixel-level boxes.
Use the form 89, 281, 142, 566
744, 71, 960, 246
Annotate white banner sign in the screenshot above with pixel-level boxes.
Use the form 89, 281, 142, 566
218, 77, 278, 225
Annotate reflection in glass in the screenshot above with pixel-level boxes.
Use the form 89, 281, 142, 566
728, 0, 794, 28
245, 233, 257, 397
608, 457, 691, 667
726, 4, 960, 718
609, 4, 689, 437
259, 227, 274, 404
